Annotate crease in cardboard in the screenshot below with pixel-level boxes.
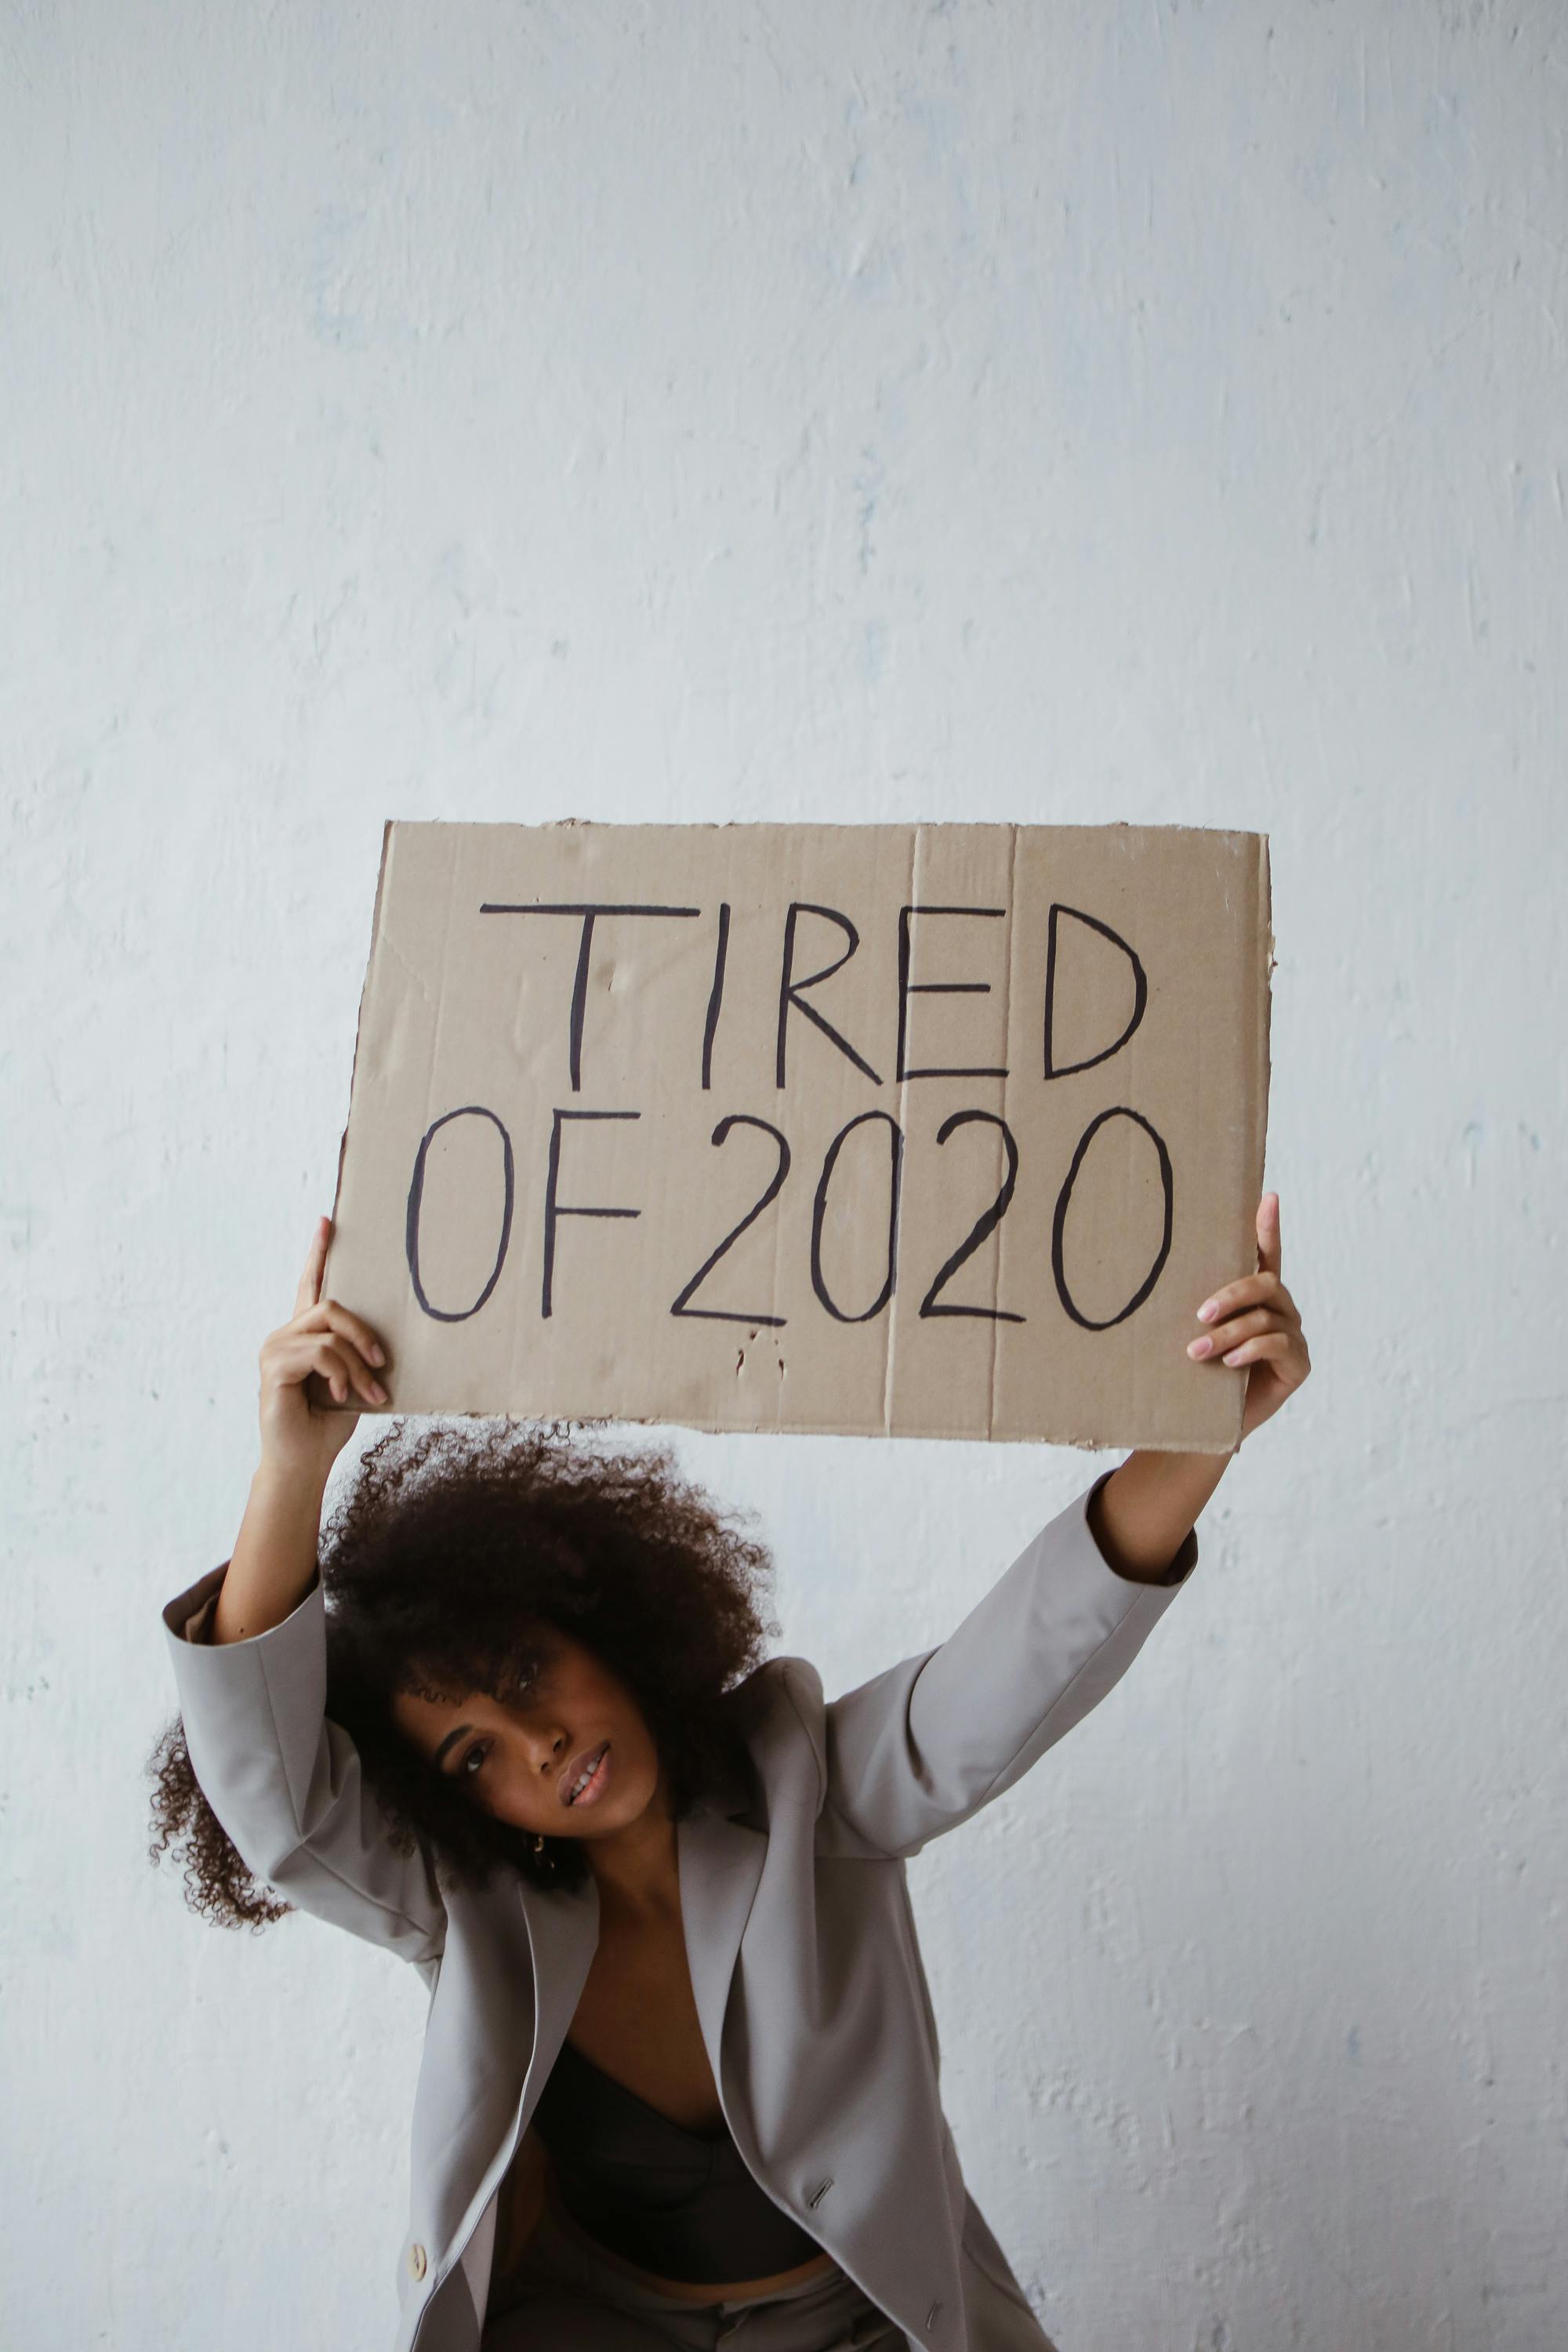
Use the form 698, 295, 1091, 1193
983, 820, 1020, 1443
879, 822, 920, 1442
766, 845, 789, 1429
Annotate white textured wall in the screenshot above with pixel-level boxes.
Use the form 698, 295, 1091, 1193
5, 5, 1564, 2348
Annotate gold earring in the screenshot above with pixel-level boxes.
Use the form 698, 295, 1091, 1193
532, 1835, 546, 1857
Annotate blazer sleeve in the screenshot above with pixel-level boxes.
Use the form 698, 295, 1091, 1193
819, 1467, 1199, 1860
161, 1561, 448, 1966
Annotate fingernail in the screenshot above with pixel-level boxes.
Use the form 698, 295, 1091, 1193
368, 1343, 386, 1366
1187, 1337, 1212, 1359
1197, 1299, 1218, 1321
369, 1381, 387, 1403
1222, 1348, 1244, 1365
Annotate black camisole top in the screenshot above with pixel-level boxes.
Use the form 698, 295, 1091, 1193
530, 2037, 823, 2283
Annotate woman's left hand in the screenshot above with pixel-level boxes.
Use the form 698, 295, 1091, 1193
1187, 1192, 1311, 1443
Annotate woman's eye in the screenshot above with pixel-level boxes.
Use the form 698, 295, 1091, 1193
460, 1744, 488, 1778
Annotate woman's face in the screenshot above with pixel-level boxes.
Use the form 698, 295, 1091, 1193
390, 1630, 662, 1844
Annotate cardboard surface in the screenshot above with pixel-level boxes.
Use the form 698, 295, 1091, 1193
321, 820, 1272, 1450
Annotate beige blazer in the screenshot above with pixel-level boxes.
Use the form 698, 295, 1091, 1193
161, 1465, 1197, 2352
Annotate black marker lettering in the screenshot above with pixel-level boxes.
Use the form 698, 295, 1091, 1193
810, 1109, 902, 1322
701, 902, 730, 1091
670, 1115, 789, 1325
917, 1109, 1024, 1320
895, 906, 1008, 1080
1043, 904, 1148, 1078
776, 902, 882, 1089
405, 1105, 515, 1323
542, 1108, 642, 1319
1051, 1106, 1173, 1330
481, 902, 700, 1091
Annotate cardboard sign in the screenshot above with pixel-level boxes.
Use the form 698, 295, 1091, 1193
320, 820, 1272, 1450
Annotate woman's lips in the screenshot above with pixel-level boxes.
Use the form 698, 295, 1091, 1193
561, 1740, 611, 1809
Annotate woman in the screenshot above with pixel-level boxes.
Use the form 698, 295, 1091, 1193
149, 1196, 1309, 2352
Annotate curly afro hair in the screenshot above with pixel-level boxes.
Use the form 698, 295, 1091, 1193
147, 1417, 779, 1929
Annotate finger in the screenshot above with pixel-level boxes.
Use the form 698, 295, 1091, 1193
1217, 1330, 1295, 1370
310, 1298, 387, 1370
305, 1338, 351, 1407
269, 1331, 387, 1408
1196, 1270, 1296, 1327
294, 1216, 330, 1320
1188, 1306, 1285, 1359
291, 1303, 388, 1379
1256, 1192, 1282, 1279
306, 1334, 387, 1407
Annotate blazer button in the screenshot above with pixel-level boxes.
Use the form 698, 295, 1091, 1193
407, 2242, 427, 2281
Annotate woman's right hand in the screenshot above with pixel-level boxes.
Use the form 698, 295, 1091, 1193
257, 1215, 390, 1491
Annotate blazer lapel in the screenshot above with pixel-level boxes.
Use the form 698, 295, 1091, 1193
516, 1871, 599, 2109
677, 1791, 768, 2099
513, 1781, 766, 2122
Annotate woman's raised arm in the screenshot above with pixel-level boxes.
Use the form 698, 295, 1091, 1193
815, 1466, 1199, 1860
161, 1217, 446, 1966
211, 1214, 386, 1642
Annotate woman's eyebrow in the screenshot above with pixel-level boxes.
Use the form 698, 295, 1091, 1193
433, 1726, 473, 1769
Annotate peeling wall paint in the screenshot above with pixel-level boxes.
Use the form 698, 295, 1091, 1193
4, 5, 1564, 2350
